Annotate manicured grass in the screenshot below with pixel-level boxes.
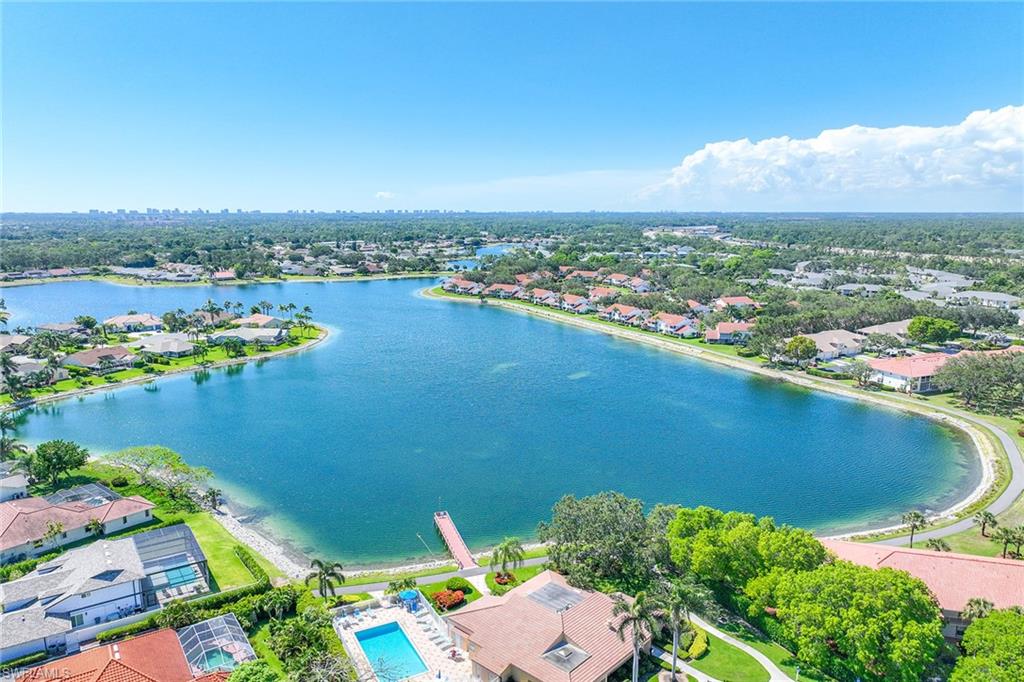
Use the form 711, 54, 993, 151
417, 577, 483, 612
249, 620, 287, 677
343, 563, 460, 586
716, 622, 833, 681
484, 564, 544, 595
520, 545, 549, 560
686, 630, 770, 682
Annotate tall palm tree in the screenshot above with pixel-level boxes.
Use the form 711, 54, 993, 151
0, 412, 16, 438
960, 597, 993, 622
925, 538, 950, 552
1012, 525, 1024, 558
991, 526, 1015, 558
613, 591, 658, 682
973, 510, 997, 537
385, 576, 417, 595
657, 578, 714, 681
258, 300, 274, 315
902, 510, 927, 548
305, 559, 346, 602
489, 537, 525, 579
204, 488, 224, 511
85, 518, 104, 538
0, 436, 28, 462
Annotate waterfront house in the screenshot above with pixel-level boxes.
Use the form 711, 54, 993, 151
0, 483, 155, 564
231, 313, 285, 329
0, 334, 31, 354
643, 312, 699, 338
560, 294, 591, 314
0, 357, 69, 389
705, 321, 754, 344
62, 346, 138, 374
714, 295, 759, 311
1, 525, 211, 664
445, 570, 646, 682
857, 319, 914, 340
102, 314, 163, 333
529, 288, 561, 306
483, 283, 522, 299
795, 329, 866, 361
822, 540, 1024, 640
211, 269, 236, 281
587, 287, 617, 302
443, 278, 484, 295
209, 327, 286, 346
945, 290, 1021, 310
867, 352, 951, 392
193, 310, 236, 327
127, 333, 196, 358
17, 614, 253, 681
35, 323, 88, 341
599, 304, 648, 325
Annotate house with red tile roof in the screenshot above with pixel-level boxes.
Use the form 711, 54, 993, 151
102, 314, 163, 333
866, 352, 951, 393
599, 304, 648, 325
705, 321, 754, 344
714, 295, 760, 310
822, 540, 1024, 639
231, 313, 285, 329
587, 287, 618, 302
627, 277, 651, 293
567, 270, 600, 281
483, 283, 522, 299
0, 484, 154, 563
643, 313, 699, 338
560, 294, 591, 314
443, 278, 484, 295
17, 614, 253, 681
515, 273, 536, 286
446, 570, 646, 682
686, 299, 710, 315
211, 269, 236, 281
529, 289, 561, 306
605, 273, 630, 286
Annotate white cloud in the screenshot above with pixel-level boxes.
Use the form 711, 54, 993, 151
374, 191, 396, 200
641, 105, 1024, 211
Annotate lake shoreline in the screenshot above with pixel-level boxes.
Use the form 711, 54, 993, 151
0, 272, 444, 289
422, 286, 1002, 542
0, 325, 330, 413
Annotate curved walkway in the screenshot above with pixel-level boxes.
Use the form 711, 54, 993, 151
651, 644, 722, 682
690, 615, 794, 682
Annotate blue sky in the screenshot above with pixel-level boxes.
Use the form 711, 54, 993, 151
3, 2, 1022, 212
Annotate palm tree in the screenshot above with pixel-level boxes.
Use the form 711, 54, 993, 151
0, 412, 16, 438
42, 521, 65, 551
991, 526, 1015, 558
973, 510, 997, 537
657, 578, 714, 681
385, 577, 417, 595
0, 436, 27, 462
85, 518, 104, 537
925, 538, 950, 552
193, 341, 210, 364
960, 597, 993, 622
612, 591, 658, 682
305, 559, 346, 602
204, 488, 224, 511
1012, 525, 1024, 558
902, 510, 927, 548
488, 537, 525, 579
258, 300, 274, 315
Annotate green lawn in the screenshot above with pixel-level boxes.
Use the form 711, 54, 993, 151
484, 564, 545, 595
29, 461, 282, 590
249, 620, 287, 677
716, 622, 833, 681
417, 577, 483, 612
687, 630, 770, 682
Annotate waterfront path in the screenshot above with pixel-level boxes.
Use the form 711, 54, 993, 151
690, 615, 794, 682
335, 556, 548, 594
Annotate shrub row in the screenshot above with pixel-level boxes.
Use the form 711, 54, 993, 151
806, 367, 852, 380
0, 551, 59, 584
0, 651, 48, 673
96, 545, 271, 642
687, 626, 709, 660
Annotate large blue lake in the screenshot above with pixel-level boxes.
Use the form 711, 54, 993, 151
2, 278, 978, 565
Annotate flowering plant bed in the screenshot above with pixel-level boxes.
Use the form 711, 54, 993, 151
432, 589, 465, 611
493, 573, 517, 585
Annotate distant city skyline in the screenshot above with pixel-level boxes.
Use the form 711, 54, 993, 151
3, 2, 1022, 213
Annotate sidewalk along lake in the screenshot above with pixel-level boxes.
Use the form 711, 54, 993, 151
3, 278, 980, 566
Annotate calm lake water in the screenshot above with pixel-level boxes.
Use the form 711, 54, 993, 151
3, 278, 978, 566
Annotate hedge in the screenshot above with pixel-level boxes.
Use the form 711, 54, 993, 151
806, 367, 852, 380
445, 576, 474, 594
0, 651, 48, 673
96, 545, 270, 642
0, 552, 59, 584
687, 626, 708, 660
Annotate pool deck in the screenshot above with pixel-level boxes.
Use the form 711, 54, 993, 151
335, 601, 474, 682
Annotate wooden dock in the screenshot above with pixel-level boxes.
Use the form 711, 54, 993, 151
433, 510, 478, 570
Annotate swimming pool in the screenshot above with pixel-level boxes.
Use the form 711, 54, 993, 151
164, 566, 197, 588
355, 622, 428, 681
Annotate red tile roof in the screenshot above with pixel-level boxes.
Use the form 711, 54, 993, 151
18, 629, 197, 682
0, 495, 154, 551
447, 571, 640, 682
822, 540, 1024, 613
867, 352, 951, 378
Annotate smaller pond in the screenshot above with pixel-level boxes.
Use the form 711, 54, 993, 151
445, 243, 517, 270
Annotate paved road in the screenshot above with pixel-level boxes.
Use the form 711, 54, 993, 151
879, 403, 1023, 546
334, 556, 549, 595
